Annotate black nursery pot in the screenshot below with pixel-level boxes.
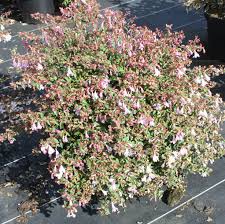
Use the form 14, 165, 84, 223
18, 0, 55, 24
205, 14, 225, 61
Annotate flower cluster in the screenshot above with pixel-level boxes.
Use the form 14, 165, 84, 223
1, 0, 225, 218
0, 11, 12, 43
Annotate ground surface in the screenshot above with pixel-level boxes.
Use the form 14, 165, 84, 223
0, 0, 225, 224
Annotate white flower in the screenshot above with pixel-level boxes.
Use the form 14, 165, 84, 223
176, 107, 184, 115
3, 33, 12, 42
67, 208, 77, 218
201, 172, 208, 177
167, 155, 176, 168
47, 145, 55, 157
36, 63, 43, 71
124, 148, 133, 157
67, 67, 74, 76
39, 84, 45, 90
128, 186, 137, 194
111, 203, 119, 213
139, 165, 145, 173
152, 153, 159, 162
163, 101, 171, 108
0, 25, 5, 31
179, 147, 188, 156
153, 103, 162, 111
204, 74, 210, 82
195, 76, 208, 87
141, 173, 155, 182
198, 110, 208, 118
171, 131, 185, 144
146, 165, 153, 174
102, 190, 108, 196
141, 175, 147, 182
121, 90, 130, 97
191, 128, 196, 136
118, 101, 131, 115
31, 122, 42, 131
177, 68, 186, 78
109, 177, 117, 190
91, 91, 99, 100
62, 135, 68, 143
193, 51, 200, 58
106, 144, 113, 153
154, 67, 161, 76
55, 149, 60, 158
55, 165, 66, 179
41, 145, 48, 154
81, 0, 88, 5
36, 122, 42, 130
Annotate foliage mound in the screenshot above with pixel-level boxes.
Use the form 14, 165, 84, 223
1, 0, 225, 217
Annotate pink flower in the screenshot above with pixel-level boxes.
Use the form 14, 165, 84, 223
74, 161, 84, 170
53, 26, 64, 35
13, 59, 29, 69
9, 139, 15, 144
171, 131, 185, 144
118, 101, 131, 115
41, 144, 55, 157
138, 115, 154, 127
99, 78, 110, 89
97, 114, 107, 123
133, 101, 141, 109
139, 43, 144, 50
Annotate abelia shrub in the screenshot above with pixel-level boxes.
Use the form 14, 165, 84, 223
1, 0, 225, 217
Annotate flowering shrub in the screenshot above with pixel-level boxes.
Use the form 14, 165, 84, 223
0, 11, 12, 43
1, 0, 225, 217
184, 0, 225, 19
